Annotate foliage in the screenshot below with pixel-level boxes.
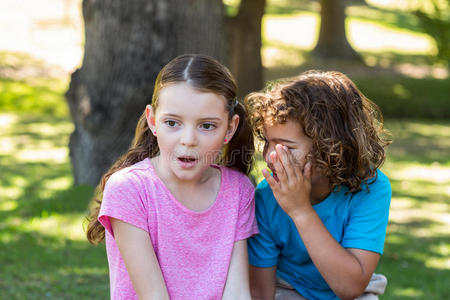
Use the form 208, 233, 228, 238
414, 0, 450, 63
355, 75, 450, 119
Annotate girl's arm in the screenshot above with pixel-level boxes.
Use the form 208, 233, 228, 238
222, 239, 252, 300
264, 145, 380, 300
110, 218, 169, 300
249, 265, 277, 299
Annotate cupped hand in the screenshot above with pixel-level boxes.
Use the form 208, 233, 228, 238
262, 144, 313, 217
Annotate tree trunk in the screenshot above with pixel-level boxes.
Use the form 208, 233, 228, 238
227, 0, 266, 98
66, 0, 226, 186
312, 0, 361, 61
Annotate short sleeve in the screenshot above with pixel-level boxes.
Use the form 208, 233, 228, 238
234, 176, 259, 241
98, 170, 149, 237
341, 174, 392, 254
248, 184, 280, 267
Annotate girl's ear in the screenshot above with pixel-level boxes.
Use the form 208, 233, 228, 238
224, 114, 240, 144
145, 105, 157, 135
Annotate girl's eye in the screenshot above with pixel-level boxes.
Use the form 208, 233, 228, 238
165, 120, 178, 127
201, 123, 216, 130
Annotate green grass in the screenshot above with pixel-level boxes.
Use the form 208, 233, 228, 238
0, 114, 109, 299
1, 113, 448, 299
0, 2, 449, 298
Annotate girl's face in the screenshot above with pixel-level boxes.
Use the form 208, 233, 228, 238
146, 82, 239, 183
263, 119, 327, 191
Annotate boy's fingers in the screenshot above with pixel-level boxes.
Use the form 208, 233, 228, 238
270, 151, 287, 184
304, 162, 312, 182
276, 145, 296, 182
284, 146, 298, 179
262, 168, 279, 191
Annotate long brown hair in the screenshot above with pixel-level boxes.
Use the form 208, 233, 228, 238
245, 70, 391, 194
87, 54, 254, 244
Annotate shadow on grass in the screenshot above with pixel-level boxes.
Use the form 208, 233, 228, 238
0, 229, 108, 299
349, 4, 424, 34
390, 178, 449, 205
0, 155, 94, 220
378, 220, 450, 300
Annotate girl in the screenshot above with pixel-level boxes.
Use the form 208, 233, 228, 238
86, 54, 258, 300
245, 71, 392, 300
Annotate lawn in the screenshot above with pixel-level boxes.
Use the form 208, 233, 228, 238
1, 1, 449, 299
1, 112, 448, 299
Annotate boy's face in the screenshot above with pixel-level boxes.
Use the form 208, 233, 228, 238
263, 119, 327, 190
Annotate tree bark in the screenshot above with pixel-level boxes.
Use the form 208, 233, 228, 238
66, 0, 226, 186
227, 0, 266, 98
312, 0, 361, 61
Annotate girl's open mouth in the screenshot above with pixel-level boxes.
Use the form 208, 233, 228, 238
177, 156, 198, 169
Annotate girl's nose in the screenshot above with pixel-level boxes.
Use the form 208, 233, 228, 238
180, 127, 197, 146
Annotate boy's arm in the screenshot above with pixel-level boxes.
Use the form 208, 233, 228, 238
222, 239, 251, 300
249, 265, 277, 300
264, 145, 381, 300
111, 218, 169, 300
289, 210, 380, 300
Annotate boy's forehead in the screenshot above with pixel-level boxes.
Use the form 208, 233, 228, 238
263, 119, 304, 139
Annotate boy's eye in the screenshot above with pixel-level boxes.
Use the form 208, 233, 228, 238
201, 123, 216, 130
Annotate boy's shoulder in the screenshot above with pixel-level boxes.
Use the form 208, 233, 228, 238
349, 169, 391, 208
254, 179, 277, 206
364, 169, 391, 193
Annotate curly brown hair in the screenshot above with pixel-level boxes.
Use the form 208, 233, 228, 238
245, 70, 391, 194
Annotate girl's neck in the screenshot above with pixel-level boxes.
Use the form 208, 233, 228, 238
150, 155, 215, 189
150, 156, 222, 212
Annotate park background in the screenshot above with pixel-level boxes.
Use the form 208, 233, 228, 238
0, 0, 448, 299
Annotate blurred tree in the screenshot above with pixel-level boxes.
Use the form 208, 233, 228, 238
415, 0, 450, 63
312, 0, 361, 61
227, 0, 266, 98
66, 0, 227, 185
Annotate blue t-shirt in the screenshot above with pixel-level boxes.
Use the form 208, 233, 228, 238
248, 169, 391, 300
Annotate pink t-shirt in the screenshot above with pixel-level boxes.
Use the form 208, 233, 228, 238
98, 158, 258, 300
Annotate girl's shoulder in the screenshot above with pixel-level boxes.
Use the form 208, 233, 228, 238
106, 158, 154, 188
218, 165, 254, 189
216, 166, 255, 206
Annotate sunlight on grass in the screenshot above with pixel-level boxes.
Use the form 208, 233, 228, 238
389, 165, 450, 184
262, 12, 436, 58
367, 0, 426, 11
42, 177, 72, 191
0, 113, 18, 127
15, 147, 69, 163
0, 200, 18, 211
0, 186, 22, 200
20, 214, 87, 241
426, 243, 450, 269
264, 13, 318, 49
403, 121, 450, 137
392, 287, 424, 298
348, 20, 436, 54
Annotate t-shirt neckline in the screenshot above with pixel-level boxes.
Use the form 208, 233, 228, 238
145, 157, 225, 215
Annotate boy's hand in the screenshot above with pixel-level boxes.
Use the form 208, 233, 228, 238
262, 144, 313, 217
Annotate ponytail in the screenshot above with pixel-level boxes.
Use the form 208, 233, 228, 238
86, 112, 158, 244
220, 101, 254, 176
